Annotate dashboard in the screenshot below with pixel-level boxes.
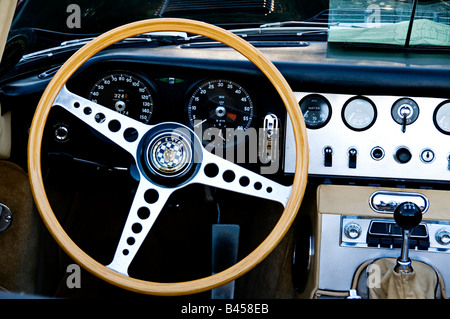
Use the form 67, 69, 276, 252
5, 41, 450, 188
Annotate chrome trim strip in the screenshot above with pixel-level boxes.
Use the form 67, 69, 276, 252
369, 191, 429, 214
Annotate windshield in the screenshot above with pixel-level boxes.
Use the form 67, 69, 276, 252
11, 0, 327, 34
328, 0, 450, 47
6, 0, 450, 54
6, 0, 328, 54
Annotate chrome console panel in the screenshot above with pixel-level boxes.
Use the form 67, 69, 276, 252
318, 213, 450, 296
285, 92, 450, 182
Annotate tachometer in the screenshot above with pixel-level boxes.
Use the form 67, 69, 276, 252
186, 79, 254, 147
88, 72, 154, 124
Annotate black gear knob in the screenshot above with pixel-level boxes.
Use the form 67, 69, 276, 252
393, 202, 422, 273
394, 202, 422, 231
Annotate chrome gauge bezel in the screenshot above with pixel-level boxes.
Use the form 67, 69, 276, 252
341, 96, 377, 131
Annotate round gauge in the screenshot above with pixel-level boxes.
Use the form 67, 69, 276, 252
391, 98, 419, 126
342, 97, 377, 131
434, 101, 450, 135
88, 72, 154, 124
299, 94, 331, 129
186, 79, 254, 147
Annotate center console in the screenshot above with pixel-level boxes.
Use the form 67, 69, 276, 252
310, 184, 450, 298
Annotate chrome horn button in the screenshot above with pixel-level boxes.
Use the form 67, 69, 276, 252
147, 132, 192, 177
138, 123, 202, 186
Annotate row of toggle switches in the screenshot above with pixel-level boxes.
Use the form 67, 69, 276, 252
324, 146, 358, 168
323, 146, 441, 169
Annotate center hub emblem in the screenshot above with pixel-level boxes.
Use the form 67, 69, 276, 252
147, 133, 192, 177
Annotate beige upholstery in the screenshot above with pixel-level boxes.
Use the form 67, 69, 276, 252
0, 0, 17, 159
366, 258, 439, 299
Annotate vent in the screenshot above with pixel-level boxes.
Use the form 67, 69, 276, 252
157, 0, 275, 17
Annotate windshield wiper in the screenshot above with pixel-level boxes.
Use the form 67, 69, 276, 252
20, 31, 189, 63
259, 20, 330, 29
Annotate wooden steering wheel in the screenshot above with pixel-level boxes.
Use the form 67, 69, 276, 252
28, 18, 308, 296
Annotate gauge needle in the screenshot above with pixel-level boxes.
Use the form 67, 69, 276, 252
226, 112, 237, 121
193, 118, 207, 128
218, 129, 225, 141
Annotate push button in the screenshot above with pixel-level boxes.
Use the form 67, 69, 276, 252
395, 147, 412, 164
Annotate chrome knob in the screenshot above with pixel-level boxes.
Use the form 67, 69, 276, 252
344, 222, 362, 239
436, 229, 450, 246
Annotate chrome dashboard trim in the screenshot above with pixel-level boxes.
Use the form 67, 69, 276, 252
369, 190, 429, 214
285, 92, 450, 182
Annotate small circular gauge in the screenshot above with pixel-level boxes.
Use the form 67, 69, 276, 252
186, 79, 254, 147
88, 72, 154, 124
391, 98, 419, 126
434, 101, 450, 135
299, 94, 331, 129
342, 97, 377, 131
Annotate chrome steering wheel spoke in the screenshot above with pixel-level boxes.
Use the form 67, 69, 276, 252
54, 85, 152, 157
193, 150, 292, 207
106, 177, 174, 276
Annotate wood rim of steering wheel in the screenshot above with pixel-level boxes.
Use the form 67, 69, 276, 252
27, 18, 309, 296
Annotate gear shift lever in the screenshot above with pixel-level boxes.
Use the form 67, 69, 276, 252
393, 202, 422, 273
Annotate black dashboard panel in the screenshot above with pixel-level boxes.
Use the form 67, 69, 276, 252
3, 41, 450, 187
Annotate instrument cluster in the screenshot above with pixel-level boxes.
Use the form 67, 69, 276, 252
285, 92, 450, 183
299, 93, 450, 134
82, 71, 257, 148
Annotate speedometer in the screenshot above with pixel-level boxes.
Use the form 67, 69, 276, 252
186, 79, 254, 147
88, 72, 154, 124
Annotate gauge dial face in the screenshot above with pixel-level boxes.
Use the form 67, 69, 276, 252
300, 94, 331, 129
88, 72, 154, 124
342, 97, 376, 131
434, 101, 450, 135
186, 79, 254, 147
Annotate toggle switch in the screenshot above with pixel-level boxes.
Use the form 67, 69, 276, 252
324, 146, 333, 167
348, 148, 357, 169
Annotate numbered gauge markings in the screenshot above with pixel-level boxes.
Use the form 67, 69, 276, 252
342, 96, 377, 131
88, 72, 155, 124
186, 79, 254, 147
299, 94, 331, 129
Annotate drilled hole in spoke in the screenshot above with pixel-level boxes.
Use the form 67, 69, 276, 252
124, 127, 138, 142
254, 182, 262, 190
239, 176, 250, 187
137, 207, 150, 220
127, 237, 135, 245
108, 120, 121, 132
144, 189, 159, 204
266, 187, 273, 193
204, 163, 219, 178
123, 249, 129, 256
73, 102, 80, 108
223, 170, 235, 183
83, 107, 92, 115
132, 223, 142, 234
95, 113, 106, 123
